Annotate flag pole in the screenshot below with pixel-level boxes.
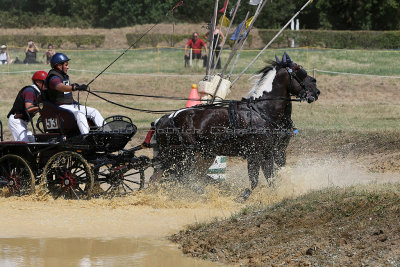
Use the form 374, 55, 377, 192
231, 0, 314, 86
209, 11, 249, 104
210, 0, 242, 76
228, 0, 267, 78
209, 0, 229, 75
205, 0, 219, 80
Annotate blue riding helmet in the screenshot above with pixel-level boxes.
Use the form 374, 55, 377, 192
50, 53, 70, 68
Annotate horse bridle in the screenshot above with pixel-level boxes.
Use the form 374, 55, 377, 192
286, 66, 313, 101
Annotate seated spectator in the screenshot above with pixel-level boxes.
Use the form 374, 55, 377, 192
43, 44, 56, 64
0, 45, 13, 64
184, 32, 208, 68
24, 40, 40, 64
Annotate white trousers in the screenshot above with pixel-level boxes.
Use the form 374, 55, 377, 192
8, 114, 35, 142
59, 104, 104, 134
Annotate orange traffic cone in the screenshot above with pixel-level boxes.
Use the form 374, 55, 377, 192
186, 84, 201, 108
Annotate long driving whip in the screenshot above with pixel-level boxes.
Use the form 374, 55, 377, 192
86, 1, 184, 87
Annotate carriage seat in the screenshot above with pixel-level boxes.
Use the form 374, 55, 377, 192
38, 101, 94, 137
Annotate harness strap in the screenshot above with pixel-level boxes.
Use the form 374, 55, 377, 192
228, 101, 239, 129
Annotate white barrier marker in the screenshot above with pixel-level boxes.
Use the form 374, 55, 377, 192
207, 156, 226, 180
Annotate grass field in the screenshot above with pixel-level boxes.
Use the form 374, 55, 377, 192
2, 47, 400, 75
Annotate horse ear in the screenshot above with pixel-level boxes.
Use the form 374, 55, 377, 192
282, 52, 287, 64
275, 55, 281, 63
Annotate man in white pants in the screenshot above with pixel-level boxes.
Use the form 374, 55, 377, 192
7, 71, 48, 142
45, 53, 104, 134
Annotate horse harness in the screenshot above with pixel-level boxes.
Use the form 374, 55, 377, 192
286, 66, 309, 99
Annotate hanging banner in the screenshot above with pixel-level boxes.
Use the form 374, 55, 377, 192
230, 21, 247, 40
249, 0, 261, 5
219, 0, 229, 13
219, 14, 231, 27
245, 16, 254, 29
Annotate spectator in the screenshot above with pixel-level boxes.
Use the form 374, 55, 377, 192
24, 40, 40, 64
45, 52, 104, 134
7, 71, 48, 142
205, 25, 225, 69
0, 45, 12, 64
43, 44, 56, 64
184, 32, 208, 67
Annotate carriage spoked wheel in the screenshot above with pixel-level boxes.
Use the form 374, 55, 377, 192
0, 155, 35, 196
41, 151, 94, 200
94, 165, 145, 197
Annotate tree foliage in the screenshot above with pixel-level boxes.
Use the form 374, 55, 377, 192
0, 0, 399, 30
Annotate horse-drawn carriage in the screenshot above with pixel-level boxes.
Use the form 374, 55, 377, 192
0, 53, 320, 200
0, 100, 151, 199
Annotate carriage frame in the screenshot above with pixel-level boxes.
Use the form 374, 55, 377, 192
0, 101, 151, 199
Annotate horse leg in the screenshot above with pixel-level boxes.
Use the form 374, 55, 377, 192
247, 154, 261, 190
260, 151, 274, 186
273, 135, 291, 168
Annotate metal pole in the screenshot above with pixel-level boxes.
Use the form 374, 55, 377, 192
190, 48, 193, 66
206, 0, 219, 80
231, 0, 314, 86
211, 0, 242, 76
210, 12, 249, 104
228, 0, 267, 78
219, 11, 249, 76
209, 0, 229, 74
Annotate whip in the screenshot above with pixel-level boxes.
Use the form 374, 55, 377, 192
86, 1, 184, 87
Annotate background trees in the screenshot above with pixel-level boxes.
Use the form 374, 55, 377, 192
0, 0, 399, 30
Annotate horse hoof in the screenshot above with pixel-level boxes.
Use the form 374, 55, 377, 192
235, 188, 252, 202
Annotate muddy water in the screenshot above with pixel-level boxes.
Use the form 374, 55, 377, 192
0, 157, 398, 266
0, 185, 238, 266
0, 238, 220, 266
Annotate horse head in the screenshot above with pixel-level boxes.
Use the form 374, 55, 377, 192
279, 52, 320, 103
245, 53, 320, 103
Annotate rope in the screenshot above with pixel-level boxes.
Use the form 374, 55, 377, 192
87, 91, 180, 114
91, 89, 301, 102
231, 0, 314, 86
86, 0, 183, 87
86, 89, 301, 114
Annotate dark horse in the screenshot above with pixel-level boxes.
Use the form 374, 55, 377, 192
150, 54, 320, 193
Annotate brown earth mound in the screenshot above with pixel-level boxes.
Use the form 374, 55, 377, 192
170, 184, 400, 266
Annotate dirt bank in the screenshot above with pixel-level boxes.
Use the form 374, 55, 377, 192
167, 125, 400, 266
171, 183, 400, 266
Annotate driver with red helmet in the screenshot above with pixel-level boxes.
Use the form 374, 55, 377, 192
7, 71, 48, 142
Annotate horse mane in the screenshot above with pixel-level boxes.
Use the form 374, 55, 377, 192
244, 61, 283, 99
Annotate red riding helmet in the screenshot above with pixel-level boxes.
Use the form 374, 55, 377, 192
32, 71, 48, 82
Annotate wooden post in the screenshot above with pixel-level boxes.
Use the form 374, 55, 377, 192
313, 67, 316, 78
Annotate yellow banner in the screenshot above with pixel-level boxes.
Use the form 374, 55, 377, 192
245, 16, 254, 29
219, 15, 230, 27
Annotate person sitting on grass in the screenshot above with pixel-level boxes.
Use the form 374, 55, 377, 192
43, 44, 56, 64
0, 45, 12, 64
24, 40, 41, 64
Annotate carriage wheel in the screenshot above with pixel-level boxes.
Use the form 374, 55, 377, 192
41, 151, 94, 200
94, 165, 146, 197
0, 154, 35, 196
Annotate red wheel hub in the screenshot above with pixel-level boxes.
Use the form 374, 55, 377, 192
59, 171, 77, 188
6, 173, 20, 193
